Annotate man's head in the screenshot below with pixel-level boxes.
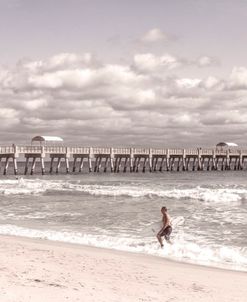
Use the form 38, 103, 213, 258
161, 206, 167, 214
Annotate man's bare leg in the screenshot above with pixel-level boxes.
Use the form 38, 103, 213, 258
156, 234, 164, 248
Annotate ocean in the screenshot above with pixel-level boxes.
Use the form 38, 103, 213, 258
0, 170, 246, 272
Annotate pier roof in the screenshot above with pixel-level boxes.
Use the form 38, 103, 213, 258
31, 136, 63, 143
216, 142, 238, 147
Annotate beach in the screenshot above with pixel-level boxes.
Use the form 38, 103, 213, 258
1, 235, 246, 302
0, 173, 247, 301
1, 0, 247, 300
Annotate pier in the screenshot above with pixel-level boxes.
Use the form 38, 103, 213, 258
0, 145, 247, 175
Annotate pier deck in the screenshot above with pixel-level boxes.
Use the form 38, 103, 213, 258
0, 145, 247, 175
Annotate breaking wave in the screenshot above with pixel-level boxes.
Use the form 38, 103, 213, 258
0, 178, 246, 203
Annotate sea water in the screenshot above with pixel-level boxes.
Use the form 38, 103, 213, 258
0, 171, 246, 272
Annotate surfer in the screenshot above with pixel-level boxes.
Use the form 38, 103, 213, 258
156, 206, 172, 248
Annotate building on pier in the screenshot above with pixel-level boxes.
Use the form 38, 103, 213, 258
27, 136, 66, 175
216, 142, 238, 150
31, 136, 64, 145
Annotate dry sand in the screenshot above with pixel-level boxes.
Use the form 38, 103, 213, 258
0, 235, 246, 302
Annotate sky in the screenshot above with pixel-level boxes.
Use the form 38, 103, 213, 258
1, 0, 247, 147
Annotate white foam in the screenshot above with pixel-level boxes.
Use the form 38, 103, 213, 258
0, 224, 246, 272
0, 178, 247, 204
0, 178, 57, 195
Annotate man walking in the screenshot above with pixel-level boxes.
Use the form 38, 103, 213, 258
156, 206, 172, 248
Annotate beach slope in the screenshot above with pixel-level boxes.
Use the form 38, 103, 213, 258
0, 235, 246, 302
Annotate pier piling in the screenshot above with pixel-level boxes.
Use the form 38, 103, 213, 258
56, 157, 61, 174
24, 157, 29, 175
30, 157, 36, 175
3, 157, 9, 175
79, 157, 84, 172
13, 157, 18, 175
65, 158, 69, 173
73, 158, 77, 172
149, 149, 153, 172
123, 157, 128, 173
41, 158, 45, 175
49, 157, 54, 174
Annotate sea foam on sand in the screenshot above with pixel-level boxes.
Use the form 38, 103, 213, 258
0, 235, 246, 302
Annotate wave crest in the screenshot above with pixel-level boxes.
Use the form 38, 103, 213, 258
0, 178, 246, 203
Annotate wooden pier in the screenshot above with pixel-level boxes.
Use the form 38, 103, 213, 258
0, 145, 247, 175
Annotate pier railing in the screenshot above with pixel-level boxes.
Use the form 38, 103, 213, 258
0, 146, 15, 154
1, 145, 247, 156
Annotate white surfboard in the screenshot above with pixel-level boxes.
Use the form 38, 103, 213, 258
151, 221, 163, 234
148, 216, 185, 234
171, 216, 185, 227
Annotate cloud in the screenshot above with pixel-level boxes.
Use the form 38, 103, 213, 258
0, 108, 19, 129
133, 53, 179, 72
0, 108, 18, 119
196, 56, 219, 67
228, 67, 247, 90
199, 76, 221, 89
140, 28, 169, 43
200, 110, 247, 126
1, 52, 247, 146
24, 52, 95, 73
23, 98, 48, 111
176, 78, 201, 89
133, 53, 219, 74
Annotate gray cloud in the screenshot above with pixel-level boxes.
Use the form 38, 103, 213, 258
140, 28, 169, 43
196, 56, 220, 67
227, 67, 247, 90
0, 51, 247, 147
132, 53, 220, 75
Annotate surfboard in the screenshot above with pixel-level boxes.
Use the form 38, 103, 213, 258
148, 216, 185, 234
151, 221, 163, 234
171, 216, 185, 227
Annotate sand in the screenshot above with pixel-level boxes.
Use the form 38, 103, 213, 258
0, 235, 246, 302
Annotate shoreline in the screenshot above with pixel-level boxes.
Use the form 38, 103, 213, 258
0, 228, 246, 273
1, 233, 246, 274
1, 234, 246, 302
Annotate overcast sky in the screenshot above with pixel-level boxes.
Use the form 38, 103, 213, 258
1, 0, 247, 147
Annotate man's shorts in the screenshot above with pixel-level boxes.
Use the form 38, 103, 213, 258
158, 226, 172, 241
